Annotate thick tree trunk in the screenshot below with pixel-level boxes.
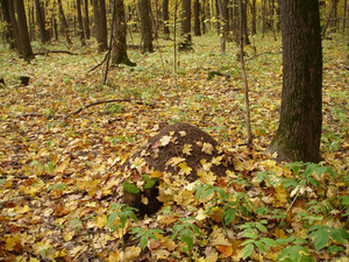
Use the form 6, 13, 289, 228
138, 0, 153, 53
193, 0, 201, 36
268, 0, 322, 163
92, 0, 108, 51
14, 0, 34, 61
112, 0, 136, 66
76, 0, 85, 46
180, 0, 192, 50
84, 0, 90, 39
162, 0, 170, 37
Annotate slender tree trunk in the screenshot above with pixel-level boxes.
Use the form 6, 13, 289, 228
193, 0, 201, 36
180, 0, 192, 50
76, 0, 85, 46
218, 0, 229, 53
35, 0, 49, 43
241, 0, 250, 44
138, 0, 153, 53
343, 0, 347, 35
14, 0, 34, 61
262, 0, 266, 36
84, 0, 90, 39
268, 0, 322, 162
112, 0, 136, 66
251, 0, 256, 35
162, 0, 170, 37
57, 0, 72, 45
0, 0, 16, 48
92, 0, 108, 51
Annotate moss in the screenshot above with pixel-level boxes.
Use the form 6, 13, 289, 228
142, 175, 159, 189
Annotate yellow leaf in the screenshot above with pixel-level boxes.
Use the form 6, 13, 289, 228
122, 246, 141, 261
178, 162, 192, 175
217, 245, 233, 259
63, 230, 75, 242
274, 185, 288, 206
16, 205, 30, 214
94, 214, 107, 228
166, 157, 185, 167
211, 155, 223, 166
183, 143, 193, 155
202, 142, 214, 155
160, 135, 172, 146
209, 206, 224, 223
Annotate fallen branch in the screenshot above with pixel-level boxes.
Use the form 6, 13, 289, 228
68, 99, 146, 117
35, 50, 79, 56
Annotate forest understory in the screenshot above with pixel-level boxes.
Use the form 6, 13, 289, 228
0, 33, 348, 261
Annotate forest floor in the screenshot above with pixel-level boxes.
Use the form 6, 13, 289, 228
0, 33, 348, 261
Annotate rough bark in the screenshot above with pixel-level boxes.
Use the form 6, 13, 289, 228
251, 0, 256, 35
267, 0, 322, 163
162, 0, 170, 37
138, 0, 153, 53
180, 0, 192, 50
193, 0, 201, 36
112, 0, 136, 66
76, 0, 85, 46
241, 0, 250, 44
218, 0, 229, 53
84, 0, 90, 39
92, 0, 108, 51
14, 0, 34, 61
57, 0, 72, 45
35, 0, 49, 43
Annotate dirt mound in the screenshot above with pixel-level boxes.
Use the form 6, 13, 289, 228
124, 122, 234, 181
121, 122, 235, 215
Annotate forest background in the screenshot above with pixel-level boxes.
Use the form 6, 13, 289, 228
0, 0, 348, 261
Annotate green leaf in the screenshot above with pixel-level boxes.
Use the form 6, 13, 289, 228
223, 209, 236, 225
242, 244, 254, 259
256, 222, 267, 233
309, 229, 329, 251
140, 235, 148, 251
123, 180, 141, 194
260, 237, 275, 247
180, 228, 194, 250
142, 175, 159, 189
107, 212, 118, 227
329, 228, 349, 245
255, 240, 268, 253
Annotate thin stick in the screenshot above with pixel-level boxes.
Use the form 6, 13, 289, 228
102, 0, 116, 85
239, 0, 252, 148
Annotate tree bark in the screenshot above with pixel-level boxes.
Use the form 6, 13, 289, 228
180, 0, 192, 50
138, 0, 153, 53
218, 0, 229, 53
14, 0, 34, 61
92, 0, 108, 51
0, 0, 16, 48
162, 0, 170, 37
35, 0, 49, 43
241, 0, 250, 44
251, 0, 256, 35
193, 0, 201, 36
267, 0, 322, 163
112, 0, 136, 66
84, 0, 90, 39
57, 0, 72, 45
76, 0, 85, 46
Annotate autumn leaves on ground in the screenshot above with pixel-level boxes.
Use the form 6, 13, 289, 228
0, 34, 348, 261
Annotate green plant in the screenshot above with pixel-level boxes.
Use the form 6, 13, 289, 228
238, 220, 275, 259
171, 217, 200, 252
107, 203, 138, 231
307, 225, 349, 251
130, 227, 164, 251
276, 236, 312, 262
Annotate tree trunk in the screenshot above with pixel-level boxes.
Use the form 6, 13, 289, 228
162, 0, 170, 37
76, 0, 85, 46
92, 0, 108, 51
218, 0, 229, 53
262, 0, 266, 36
138, 0, 153, 53
112, 0, 136, 66
267, 0, 322, 163
343, 0, 347, 35
193, 0, 201, 36
35, 0, 49, 43
57, 0, 72, 45
251, 0, 256, 35
180, 0, 192, 50
0, 0, 16, 48
14, 0, 34, 61
84, 0, 90, 39
241, 0, 250, 44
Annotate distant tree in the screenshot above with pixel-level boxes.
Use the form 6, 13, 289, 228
138, 0, 153, 53
218, 0, 229, 53
35, 0, 50, 43
112, 0, 136, 66
241, 0, 250, 44
180, 0, 192, 50
268, 0, 322, 162
0, 0, 15, 48
76, 0, 85, 46
162, 0, 170, 37
57, 0, 72, 45
84, 0, 90, 39
92, 0, 108, 51
193, 0, 201, 36
251, 0, 256, 35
